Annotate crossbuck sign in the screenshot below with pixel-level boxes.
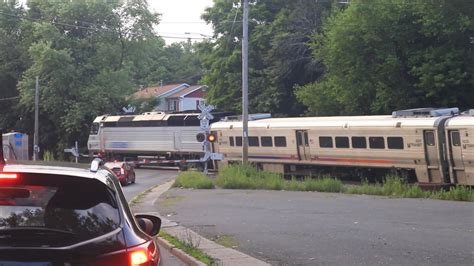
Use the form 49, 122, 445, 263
198, 104, 215, 120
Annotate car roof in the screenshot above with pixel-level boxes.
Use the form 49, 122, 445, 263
104, 161, 125, 168
0, 162, 113, 187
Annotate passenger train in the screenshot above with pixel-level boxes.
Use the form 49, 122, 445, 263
87, 111, 231, 161
211, 108, 473, 186
87, 108, 473, 186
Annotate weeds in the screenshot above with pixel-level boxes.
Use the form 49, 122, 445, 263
178, 165, 473, 202
173, 171, 214, 189
159, 231, 215, 265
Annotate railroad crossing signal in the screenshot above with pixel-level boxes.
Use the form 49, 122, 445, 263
198, 104, 215, 120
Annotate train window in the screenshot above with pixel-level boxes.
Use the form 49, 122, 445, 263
236, 136, 242, 147
319, 137, 333, 148
451, 131, 461, 146
90, 123, 99, 135
296, 133, 303, 146
351, 137, 367, 149
261, 136, 273, 147
274, 136, 287, 147
369, 137, 385, 149
229, 137, 235, 147
103, 122, 117, 127
335, 137, 349, 148
388, 137, 404, 149
249, 137, 259, 147
424, 131, 435, 146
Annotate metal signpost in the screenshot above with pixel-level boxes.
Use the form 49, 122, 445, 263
64, 141, 79, 163
197, 104, 224, 174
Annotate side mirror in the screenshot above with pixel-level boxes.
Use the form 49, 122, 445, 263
135, 214, 161, 236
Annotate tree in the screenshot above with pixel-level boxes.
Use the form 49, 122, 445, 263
296, 0, 474, 115
12, 0, 162, 155
198, 0, 331, 115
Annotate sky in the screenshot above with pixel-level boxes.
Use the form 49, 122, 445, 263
148, 0, 215, 44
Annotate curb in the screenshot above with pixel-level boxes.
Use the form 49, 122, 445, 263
157, 237, 206, 266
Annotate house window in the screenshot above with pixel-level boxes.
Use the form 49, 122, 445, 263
168, 100, 179, 111
196, 100, 205, 110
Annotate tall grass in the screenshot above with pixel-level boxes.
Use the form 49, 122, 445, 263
215, 164, 344, 192
173, 171, 214, 189
216, 163, 284, 190
43, 150, 55, 161
176, 165, 473, 202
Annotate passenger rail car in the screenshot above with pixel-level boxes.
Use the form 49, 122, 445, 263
211, 108, 473, 186
87, 111, 230, 161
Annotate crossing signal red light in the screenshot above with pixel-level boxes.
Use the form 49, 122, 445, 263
207, 133, 216, 143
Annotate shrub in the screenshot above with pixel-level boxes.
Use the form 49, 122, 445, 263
173, 171, 214, 189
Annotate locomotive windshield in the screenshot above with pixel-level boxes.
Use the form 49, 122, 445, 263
90, 122, 99, 135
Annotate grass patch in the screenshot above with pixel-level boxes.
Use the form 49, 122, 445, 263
215, 164, 284, 190
177, 165, 473, 202
173, 171, 214, 189
128, 184, 160, 206
213, 234, 240, 248
215, 164, 343, 192
345, 175, 474, 201
159, 231, 215, 265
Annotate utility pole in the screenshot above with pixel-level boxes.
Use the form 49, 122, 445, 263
242, 0, 249, 163
33, 76, 40, 161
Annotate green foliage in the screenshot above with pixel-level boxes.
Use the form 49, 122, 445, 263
0, 0, 203, 155
159, 231, 215, 266
215, 163, 284, 190
297, 0, 474, 115
215, 164, 343, 192
173, 171, 215, 189
198, 0, 332, 115
42, 150, 54, 161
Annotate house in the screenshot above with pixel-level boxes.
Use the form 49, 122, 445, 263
132, 83, 207, 112
166, 85, 207, 112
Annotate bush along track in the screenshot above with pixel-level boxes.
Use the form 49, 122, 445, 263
174, 164, 473, 202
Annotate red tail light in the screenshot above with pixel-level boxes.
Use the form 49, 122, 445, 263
130, 250, 148, 265
0, 173, 17, 179
128, 241, 158, 266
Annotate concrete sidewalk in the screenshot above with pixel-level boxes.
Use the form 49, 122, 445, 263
131, 181, 269, 266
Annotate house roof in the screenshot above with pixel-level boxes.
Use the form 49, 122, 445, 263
167, 85, 206, 98
132, 83, 188, 98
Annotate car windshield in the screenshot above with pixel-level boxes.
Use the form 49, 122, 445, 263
0, 175, 120, 247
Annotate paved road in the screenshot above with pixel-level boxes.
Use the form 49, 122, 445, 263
158, 189, 474, 266
122, 168, 184, 266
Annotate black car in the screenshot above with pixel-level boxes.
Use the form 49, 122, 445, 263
0, 158, 162, 266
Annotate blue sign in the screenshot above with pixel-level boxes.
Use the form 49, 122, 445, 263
15, 141, 22, 147
111, 142, 128, 148
14, 133, 23, 138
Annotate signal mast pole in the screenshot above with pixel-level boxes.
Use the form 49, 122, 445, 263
242, 0, 249, 163
33, 76, 40, 161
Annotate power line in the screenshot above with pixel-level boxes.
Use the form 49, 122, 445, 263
0, 11, 214, 40
0, 96, 20, 102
